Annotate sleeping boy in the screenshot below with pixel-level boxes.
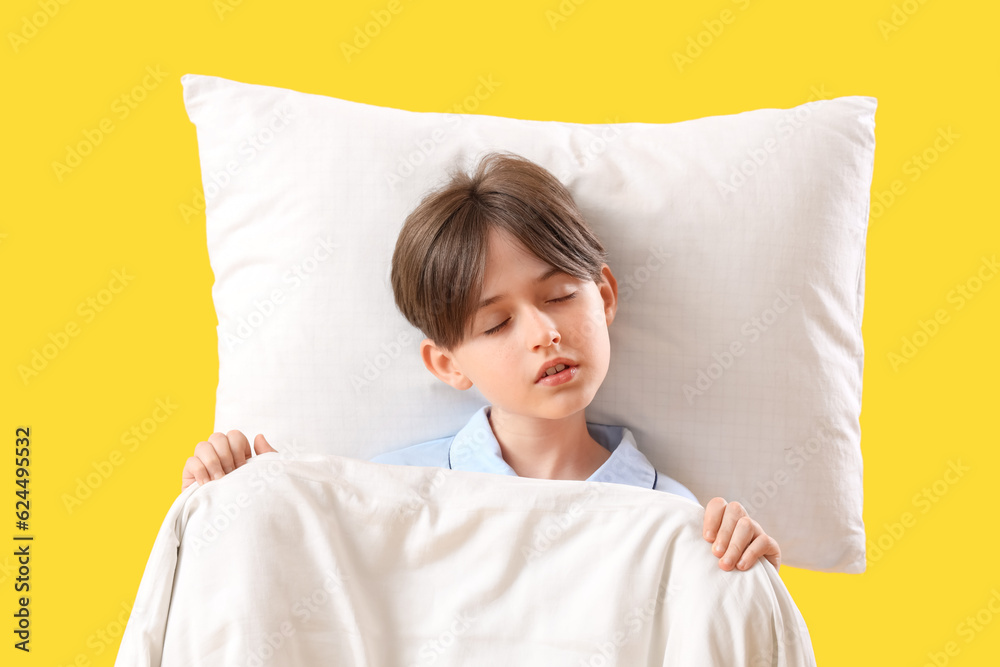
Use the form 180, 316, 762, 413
181, 150, 781, 574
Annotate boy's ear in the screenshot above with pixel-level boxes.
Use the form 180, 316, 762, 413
420, 338, 473, 390
599, 264, 618, 326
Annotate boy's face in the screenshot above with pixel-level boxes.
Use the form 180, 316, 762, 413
420, 228, 618, 422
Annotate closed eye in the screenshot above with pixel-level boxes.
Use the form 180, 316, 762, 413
483, 320, 508, 336
482, 292, 578, 336
550, 292, 578, 304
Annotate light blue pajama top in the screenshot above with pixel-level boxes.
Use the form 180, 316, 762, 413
370, 405, 700, 504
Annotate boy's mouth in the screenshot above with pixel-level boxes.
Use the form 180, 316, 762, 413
535, 358, 577, 383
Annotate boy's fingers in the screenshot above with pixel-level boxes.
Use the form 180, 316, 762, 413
194, 440, 227, 480
182, 456, 210, 490
226, 430, 252, 468
713, 501, 749, 557
720, 516, 758, 570
207, 432, 237, 474
181, 467, 194, 491
767, 548, 781, 572
254, 433, 277, 455
735, 533, 780, 571
703, 497, 728, 541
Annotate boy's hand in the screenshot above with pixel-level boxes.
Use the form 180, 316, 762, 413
702, 497, 781, 573
181, 430, 277, 490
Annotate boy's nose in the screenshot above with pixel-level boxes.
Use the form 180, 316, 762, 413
524, 308, 561, 349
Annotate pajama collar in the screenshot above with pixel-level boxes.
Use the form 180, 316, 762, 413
448, 405, 658, 490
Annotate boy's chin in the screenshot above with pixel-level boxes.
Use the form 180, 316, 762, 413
491, 399, 595, 422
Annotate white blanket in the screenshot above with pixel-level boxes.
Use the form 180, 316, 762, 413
116, 452, 816, 666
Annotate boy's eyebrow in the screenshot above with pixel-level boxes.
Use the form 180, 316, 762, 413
476, 266, 564, 312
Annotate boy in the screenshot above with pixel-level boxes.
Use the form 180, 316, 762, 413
182, 151, 781, 574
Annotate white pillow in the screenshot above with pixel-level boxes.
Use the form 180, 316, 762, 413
181, 73, 875, 574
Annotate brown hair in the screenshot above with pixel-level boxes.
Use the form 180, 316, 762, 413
391, 150, 608, 351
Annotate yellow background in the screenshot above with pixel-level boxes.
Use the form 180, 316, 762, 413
3, 0, 998, 664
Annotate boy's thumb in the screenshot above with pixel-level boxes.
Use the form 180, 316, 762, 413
253, 433, 278, 455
